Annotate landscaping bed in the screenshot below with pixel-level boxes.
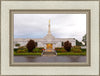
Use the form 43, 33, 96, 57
14, 47, 43, 56
14, 53, 41, 56
55, 47, 86, 56
14, 46, 86, 56
57, 52, 86, 56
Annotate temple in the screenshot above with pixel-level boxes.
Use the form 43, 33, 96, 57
14, 20, 76, 52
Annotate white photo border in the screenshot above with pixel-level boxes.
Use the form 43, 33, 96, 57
1, 0, 99, 76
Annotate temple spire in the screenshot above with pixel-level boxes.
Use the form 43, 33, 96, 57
48, 19, 51, 34
49, 19, 50, 24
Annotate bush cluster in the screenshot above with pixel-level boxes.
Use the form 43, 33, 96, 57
81, 49, 86, 52
16, 46, 44, 53
57, 52, 86, 56
15, 43, 20, 47
17, 46, 28, 53
72, 46, 81, 49
55, 46, 84, 53
14, 53, 41, 56
71, 46, 82, 53
55, 48, 66, 53
32, 48, 44, 53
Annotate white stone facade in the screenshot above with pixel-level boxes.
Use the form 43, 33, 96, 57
14, 20, 76, 49
14, 37, 76, 49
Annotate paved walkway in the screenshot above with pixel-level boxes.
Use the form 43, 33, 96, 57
14, 56, 86, 62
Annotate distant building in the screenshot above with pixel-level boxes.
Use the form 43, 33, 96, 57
14, 20, 76, 51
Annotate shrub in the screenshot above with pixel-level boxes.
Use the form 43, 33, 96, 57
17, 46, 28, 53
15, 43, 20, 47
17, 50, 26, 53
14, 53, 41, 56
81, 49, 86, 52
55, 48, 66, 53
38, 47, 44, 50
71, 46, 82, 53
26, 40, 36, 52
64, 41, 72, 52
14, 48, 18, 52
73, 46, 81, 49
57, 52, 86, 56
32, 48, 43, 53
71, 48, 82, 53
14, 51, 16, 54
18, 46, 26, 50
33, 48, 39, 53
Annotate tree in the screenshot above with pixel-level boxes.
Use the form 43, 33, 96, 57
82, 34, 86, 46
15, 43, 20, 47
76, 40, 83, 46
26, 40, 36, 52
62, 42, 64, 46
35, 42, 37, 47
64, 41, 72, 52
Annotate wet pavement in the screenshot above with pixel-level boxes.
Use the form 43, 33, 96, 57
14, 56, 86, 62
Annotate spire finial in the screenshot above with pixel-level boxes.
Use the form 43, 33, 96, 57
48, 19, 51, 34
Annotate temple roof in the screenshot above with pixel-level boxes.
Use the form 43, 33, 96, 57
44, 33, 55, 40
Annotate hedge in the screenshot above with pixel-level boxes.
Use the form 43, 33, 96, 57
57, 52, 86, 56
81, 49, 86, 52
14, 53, 41, 56
14, 49, 18, 52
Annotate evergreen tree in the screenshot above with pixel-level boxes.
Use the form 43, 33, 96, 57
26, 40, 36, 52
76, 40, 83, 46
82, 34, 86, 46
64, 41, 72, 52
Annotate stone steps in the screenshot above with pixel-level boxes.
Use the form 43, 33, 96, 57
45, 49, 54, 52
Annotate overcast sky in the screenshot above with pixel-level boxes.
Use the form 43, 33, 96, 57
14, 14, 86, 41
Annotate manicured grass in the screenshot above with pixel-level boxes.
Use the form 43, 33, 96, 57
14, 53, 41, 56
57, 52, 86, 56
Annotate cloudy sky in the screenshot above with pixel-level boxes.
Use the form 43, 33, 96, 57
14, 14, 86, 41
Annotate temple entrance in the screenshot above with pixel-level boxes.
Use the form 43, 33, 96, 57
46, 44, 53, 52
46, 44, 53, 49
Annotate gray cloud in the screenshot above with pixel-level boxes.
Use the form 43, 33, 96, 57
14, 14, 86, 41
